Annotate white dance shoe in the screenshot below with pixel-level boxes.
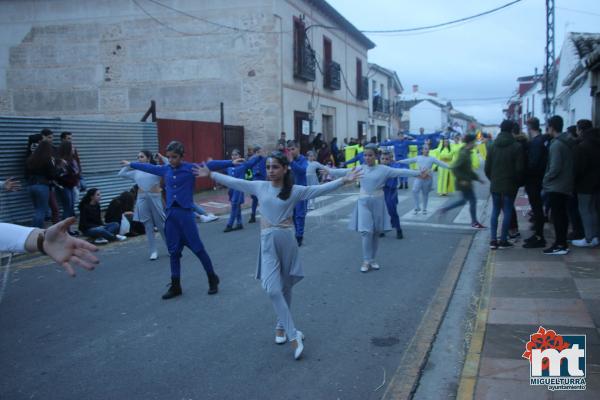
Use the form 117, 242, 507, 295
291, 331, 305, 360
360, 262, 371, 273
370, 261, 380, 270
149, 251, 158, 260
275, 329, 287, 344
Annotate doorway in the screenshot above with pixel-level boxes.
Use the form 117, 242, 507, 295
294, 111, 312, 154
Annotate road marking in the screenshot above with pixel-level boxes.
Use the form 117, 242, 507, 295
307, 194, 358, 217
199, 201, 229, 209
452, 200, 487, 224
336, 218, 479, 231
400, 196, 447, 221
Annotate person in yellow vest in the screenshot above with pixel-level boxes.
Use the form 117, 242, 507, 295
344, 139, 361, 168
435, 138, 455, 195
408, 143, 419, 169
477, 130, 488, 161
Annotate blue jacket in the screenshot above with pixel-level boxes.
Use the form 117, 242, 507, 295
290, 155, 308, 186
383, 162, 402, 192
252, 156, 267, 181
207, 156, 262, 203
345, 152, 365, 166
130, 161, 197, 209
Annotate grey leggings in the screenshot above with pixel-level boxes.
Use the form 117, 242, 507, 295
267, 278, 297, 340
412, 178, 433, 210
143, 220, 166, 254
578, 194, 600, 241
361, 231, 380, 262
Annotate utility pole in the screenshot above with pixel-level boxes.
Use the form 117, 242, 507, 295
544, 0, 555, 121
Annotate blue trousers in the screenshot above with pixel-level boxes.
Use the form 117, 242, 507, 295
251, 195, 259, 217
165, 207, 215, 278
227, 202, 243, 227
293, 200, 307, 238
84, 222, 119, 241
28, 183, 49, 228
384, 189, 401, 229
57, 186, 76, 219
490, 192, 515, 241
443, 187, 478, 224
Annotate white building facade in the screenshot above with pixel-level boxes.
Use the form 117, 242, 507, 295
366, 63, 402, 141
0, 0, 374, 150
553, 32, 600, 126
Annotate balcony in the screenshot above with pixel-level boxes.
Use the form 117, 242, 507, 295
294, 41, 316, 81
373, 96, 390, 114
324, 61, 341, 90
357, 76, 369, 100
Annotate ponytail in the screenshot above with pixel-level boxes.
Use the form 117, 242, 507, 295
268, 152, 294, 201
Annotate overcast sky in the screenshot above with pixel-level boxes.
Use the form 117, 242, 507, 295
327, 0, 600, 125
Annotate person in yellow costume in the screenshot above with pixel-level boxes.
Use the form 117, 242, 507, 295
434, 138, 455, 195
408, 143, 419, 169
476, 131, 488, 161
344, 140, 360, 168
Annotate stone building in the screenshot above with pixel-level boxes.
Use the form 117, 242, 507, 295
0, 0, 374, 149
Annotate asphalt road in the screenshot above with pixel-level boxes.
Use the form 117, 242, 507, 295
0, 183, 484, 400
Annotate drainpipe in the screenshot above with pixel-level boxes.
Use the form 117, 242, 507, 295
274, 13, 284, 136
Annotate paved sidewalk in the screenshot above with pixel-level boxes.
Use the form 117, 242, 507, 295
459, 191, 600, 399
193, 187, 252, 216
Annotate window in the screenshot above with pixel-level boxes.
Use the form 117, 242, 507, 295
356, 59, 363, 95
293, 17, 315, 81
323, 36, 332, 87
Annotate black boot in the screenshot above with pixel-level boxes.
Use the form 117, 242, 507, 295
162, 277, 182, 300
223, 225, 233, 233
296, 236, 303, 247
207, 273, 220, 295
379, 232, 385, 238
396, 229, 404, 239
249, 215, 256, 223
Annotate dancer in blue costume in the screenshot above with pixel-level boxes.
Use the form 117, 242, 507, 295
124, 141, 219, 299
286, 140, 308, 246
379, 150, 404, 239
248, 145, 266, 223
206, 149, 262, 232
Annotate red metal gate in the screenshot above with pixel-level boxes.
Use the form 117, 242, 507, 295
157, 119, 226, 190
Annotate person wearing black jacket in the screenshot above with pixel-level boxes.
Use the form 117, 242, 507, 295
485, 120, 525, 249
25, 140, 56, 228
523, 118, 550, 248
572, 127, 600, 247
78, 188, 127, 244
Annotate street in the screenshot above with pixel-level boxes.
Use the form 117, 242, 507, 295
0, 183, 488, 400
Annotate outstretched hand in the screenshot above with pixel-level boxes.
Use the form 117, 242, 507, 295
418, 170, 430, 179
3, 177, 21, 192
44, 217, 99, 277
192, 164, 210, 178
342, 167, 363, 183
121, 160, 131, 167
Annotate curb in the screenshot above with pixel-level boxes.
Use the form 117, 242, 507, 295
382, 235, 473, 399
456, 250, 495, 399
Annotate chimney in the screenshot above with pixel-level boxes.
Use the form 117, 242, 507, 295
412, 84, 419, 93
428, 92, 438, 97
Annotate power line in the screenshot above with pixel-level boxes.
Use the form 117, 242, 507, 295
557, 6, 600, 18
143, 0, 289, 34
361, 0, 523, 33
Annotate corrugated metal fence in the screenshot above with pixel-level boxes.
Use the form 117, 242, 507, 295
0, 117, 158, 225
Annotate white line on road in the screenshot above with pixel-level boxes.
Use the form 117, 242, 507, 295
453, 200, 487, 224
401, 196, 447, 221
307, 194, 358, 217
